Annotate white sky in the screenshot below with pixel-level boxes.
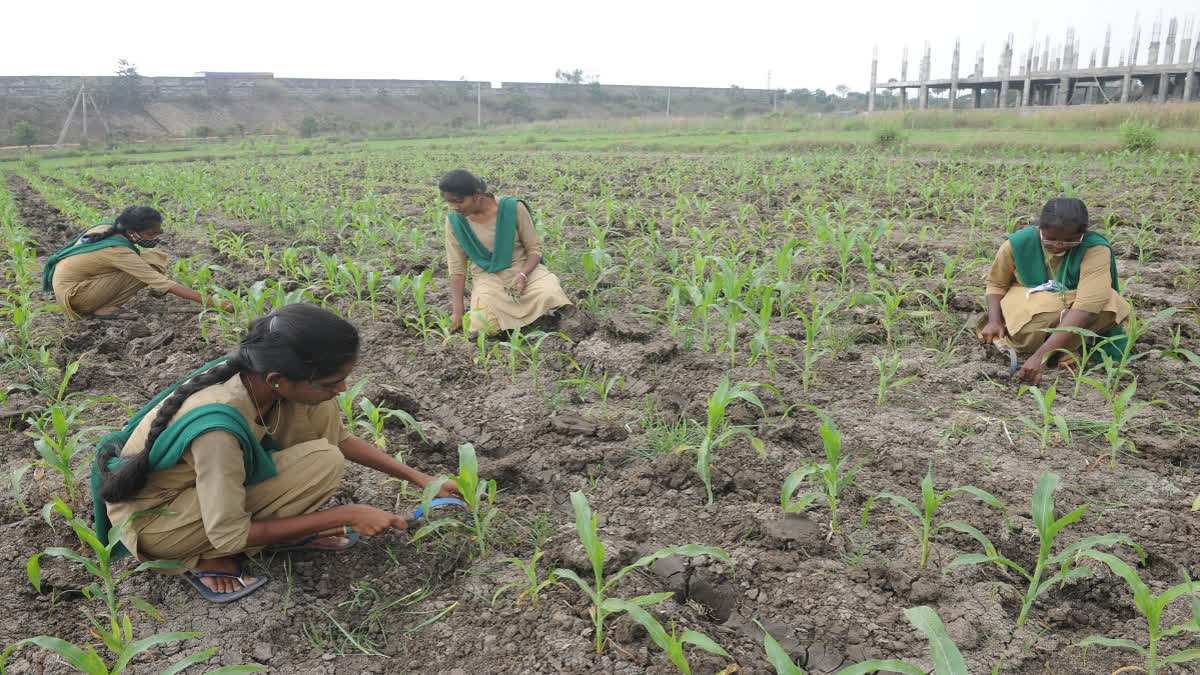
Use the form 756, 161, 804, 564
3, 1, 1197, 92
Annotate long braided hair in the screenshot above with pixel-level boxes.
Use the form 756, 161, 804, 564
82, 206, 163, 243
98, 303, 360, 502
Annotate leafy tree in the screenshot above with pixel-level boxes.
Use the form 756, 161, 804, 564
299, 116, 318, 138
555, 68, 584, 84
12, 120, 37, 148
835, 84, 850, 100
110, 59, 144, 108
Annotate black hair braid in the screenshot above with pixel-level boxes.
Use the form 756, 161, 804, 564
99, 357, 245, 503
83, 206, 162, 244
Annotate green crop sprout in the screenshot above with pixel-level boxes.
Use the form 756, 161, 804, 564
354, 397, 425, 453
0, 635, 263, 675
551, 491, 731, 654
1078, 376, 1162, 467
1015, 381, 1070, 454
558, 367, 624, 419
794, 294, 840, 391
491, 549, 559, 607
1074, 553, 1200, 674
757, 606, 966, 674
410, 443, 497, 558
696, 376, 769, 506
602, 599, 730, 674
335, 376, 372, 427
780, 405, 861, 535
23, 498, 189, 666
871, 352, 917, 406
948, 471, 1144, 628
861, 468, 1007, 568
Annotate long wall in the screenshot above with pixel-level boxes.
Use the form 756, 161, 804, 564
0, 75, 775, 104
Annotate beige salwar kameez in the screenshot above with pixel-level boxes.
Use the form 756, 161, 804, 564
106, 373, 348, 571
977, 240, 1130, 354
51, 225, 172, 319
444, 199, 571, 332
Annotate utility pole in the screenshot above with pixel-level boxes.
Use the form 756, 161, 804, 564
55, 80, 109, 148
666, 87, 671, 117
476, 81, 482, 126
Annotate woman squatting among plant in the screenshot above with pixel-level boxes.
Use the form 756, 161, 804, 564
94, 303, 463, 602
439, 169, 574, 334
978, 197, 1130, 384
43, 205, 231, 320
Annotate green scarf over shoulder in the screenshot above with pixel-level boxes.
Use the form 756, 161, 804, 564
1007, 225, 1126, 360
42, 223, 141, 293
447, 197, 531, 274
91, 357, 280, 558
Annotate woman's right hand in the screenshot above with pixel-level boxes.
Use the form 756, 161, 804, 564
981, 319, 1007, 344
343, 504, 407, 535
450, 311, 464, 332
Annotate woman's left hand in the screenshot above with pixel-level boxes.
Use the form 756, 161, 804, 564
1016, 356, 1045, 385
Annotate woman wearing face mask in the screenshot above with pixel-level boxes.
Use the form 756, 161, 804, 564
43, 205, 229, 320
978, 197, 1130, 385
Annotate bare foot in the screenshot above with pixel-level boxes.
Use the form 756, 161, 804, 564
192, 557, 259, 595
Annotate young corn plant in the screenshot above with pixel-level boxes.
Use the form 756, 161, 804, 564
354, 397, 425, 453
24, 499, 189, 667
780, 406, 861, 535
947, 471, 1144, 628
491, 550, 559, 607
794, 294, 841, 391
0, 636, 262, 675
1074, 553, 1200, 674
861, 468, 1007, 568
871, 352, 917, 406
411, 443, 497, 558
1079, 376, 1162, 467
757, 606, 967, 675
602, 599, 730, 674
1015, 381, 1071, 454
696, 377, 769, 506
558, 367, 624, 419
551, 491, 732, 654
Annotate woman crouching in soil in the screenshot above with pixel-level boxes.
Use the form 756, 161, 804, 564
43, 206, 229, 320
94, 303, 462, 602
439, 169, 573, 334
978, 196, 1130, 384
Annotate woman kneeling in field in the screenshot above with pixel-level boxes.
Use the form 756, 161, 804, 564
95, 303, 462, 602
43, 206, 226, 320
978, 197, 1130, 384
439, 169, 572, 334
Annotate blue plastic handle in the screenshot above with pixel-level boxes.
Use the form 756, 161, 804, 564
409, 497, 469, 522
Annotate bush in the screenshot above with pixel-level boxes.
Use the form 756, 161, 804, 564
872, 122, 904, 147
20, 154, 40, 174
192, 125, 213, 138
11, 120, 37, 148
1119, 118, 1159, 151
299, 116, 318, 138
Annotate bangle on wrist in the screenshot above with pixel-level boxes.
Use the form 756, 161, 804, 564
517, 272, 528, 280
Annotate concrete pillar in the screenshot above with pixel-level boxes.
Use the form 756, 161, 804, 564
1157, 74, 1170, 102
1184, 35, 1199, 101
1102, 25, 1111, 67
1179, 19, 1194, 69
1041, 37, 1051, 73
1121, 23, 1141, 103
1148, 14, 1162, 65
971, 87, 981, 108
918, 42, 930, 110
899, 46, 909, 110
1165, 17, 1178, 64
868, 45, 878, 112
1022, 48, 1034, 107
997, 35, 1012, 108
949, 39, 960, 110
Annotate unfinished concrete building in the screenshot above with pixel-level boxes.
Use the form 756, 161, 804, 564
868, 15, 1200, 111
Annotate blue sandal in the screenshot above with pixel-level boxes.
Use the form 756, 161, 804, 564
183, 564, 269, 603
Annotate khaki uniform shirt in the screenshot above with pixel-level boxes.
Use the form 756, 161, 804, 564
106, 372, 350, 555
444, 200, 543, 278
986, 239, 1130, 330
53, 225, 174, 293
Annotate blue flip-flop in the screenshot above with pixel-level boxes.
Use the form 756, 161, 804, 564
405, 498, 469, 528
265, 532, 360, 553
183, 564, 269, 603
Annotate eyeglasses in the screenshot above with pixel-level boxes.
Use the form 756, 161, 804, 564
1038, 229, 1084, 248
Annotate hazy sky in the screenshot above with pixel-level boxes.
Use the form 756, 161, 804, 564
3, 1, 1197, 92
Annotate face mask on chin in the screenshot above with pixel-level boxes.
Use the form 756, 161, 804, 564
131, 234, 162, 248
